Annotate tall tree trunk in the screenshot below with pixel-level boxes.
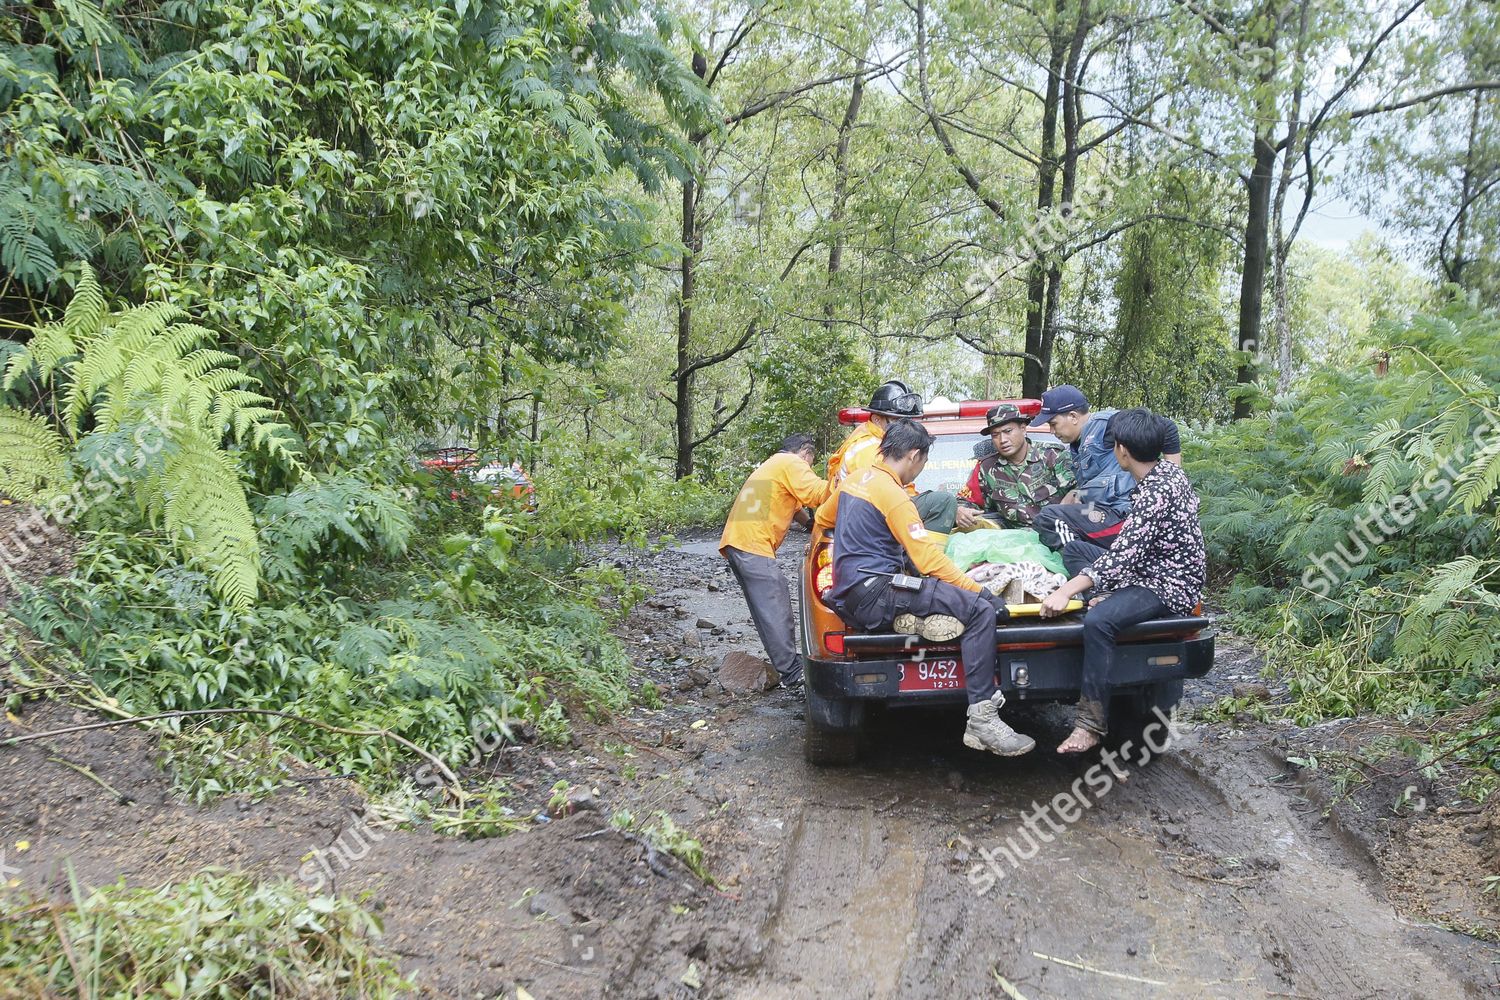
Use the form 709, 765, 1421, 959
1272, 238, 1292, 391
1038, 0, 1091, 389
1269, 0, 1310, 395
674, 174, 699, 479
1022, 16, 1069, 397
826, 69, 866, 304
818, 67, 866, 450
1447, 90, 1483, 286
673, 50, 710, 480
1235, 132, 1277, 419
1233, 0, 1284, 420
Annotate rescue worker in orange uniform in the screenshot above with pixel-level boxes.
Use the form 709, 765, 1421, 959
830, 419, 1035, 756
819, 379, 958, 534
720, 434, 831, 687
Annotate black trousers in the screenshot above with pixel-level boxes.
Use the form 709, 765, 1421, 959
1034, 502, 1126, 552
1061, 539, 1108, 579
840, 577, 998, 705
1075, 585, 1169, 736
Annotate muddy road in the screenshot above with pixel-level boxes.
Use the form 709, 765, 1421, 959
625, 538, 1495, 999
3, 533, 1497, 998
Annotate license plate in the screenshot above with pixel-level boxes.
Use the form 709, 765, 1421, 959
898, 658, 965, 691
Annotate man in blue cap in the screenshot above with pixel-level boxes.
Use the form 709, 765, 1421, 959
1027, 385, 1181, 560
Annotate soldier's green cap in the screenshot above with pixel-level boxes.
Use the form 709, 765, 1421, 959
981, 403, 1028, 435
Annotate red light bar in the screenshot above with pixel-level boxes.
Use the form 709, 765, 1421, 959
956, 398, 1042, 419
839, 399, 1040, 425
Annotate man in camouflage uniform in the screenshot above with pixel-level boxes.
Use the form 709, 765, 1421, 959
956, 403, 1076, 529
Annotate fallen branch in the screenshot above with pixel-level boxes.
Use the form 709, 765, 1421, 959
1031, 952, 1167, 987
0, 708, 462, 794
46, 756, 131, 805
991, 969, 1032, 1000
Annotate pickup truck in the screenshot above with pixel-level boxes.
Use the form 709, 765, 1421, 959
798, 397, 1215, 764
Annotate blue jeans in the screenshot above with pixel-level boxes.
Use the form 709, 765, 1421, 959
1076, 585, 1169, 735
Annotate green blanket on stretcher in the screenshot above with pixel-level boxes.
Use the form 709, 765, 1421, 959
944, 528, 1066, 576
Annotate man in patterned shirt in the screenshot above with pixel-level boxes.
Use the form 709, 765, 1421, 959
1039, 409, 1205, 753
955, 403, 1076, 529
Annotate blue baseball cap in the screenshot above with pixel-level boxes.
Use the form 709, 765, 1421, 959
1028, 385, 1090, 427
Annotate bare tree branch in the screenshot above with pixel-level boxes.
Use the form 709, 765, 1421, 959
677, 320, 760, 382
914, 0, 1008, 219
1345, 81, 1500, 122
691, 374, 757, 448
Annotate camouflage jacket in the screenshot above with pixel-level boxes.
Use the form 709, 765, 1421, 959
957, 441, 1076, 527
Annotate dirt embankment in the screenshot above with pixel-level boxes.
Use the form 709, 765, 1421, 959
1, 528, 1497, 998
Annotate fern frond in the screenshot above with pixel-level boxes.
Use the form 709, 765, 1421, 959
6, 322, 77, 390
162, 439, 260, 608
0, 406, 72, 502
180, 349, 242, 380
61, 262, 108, 344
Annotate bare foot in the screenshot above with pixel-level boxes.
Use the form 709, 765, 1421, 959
1056, 726, 1100, 754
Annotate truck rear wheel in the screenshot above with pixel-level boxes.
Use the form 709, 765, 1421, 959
803, 686, 865, 765
1108, 679, 1183, 764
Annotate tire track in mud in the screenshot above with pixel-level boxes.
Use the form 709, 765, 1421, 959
702, 724, 1486, 999
733, 807, 927, 999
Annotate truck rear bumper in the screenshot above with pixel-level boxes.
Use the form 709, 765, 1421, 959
805, 632, 1215, 705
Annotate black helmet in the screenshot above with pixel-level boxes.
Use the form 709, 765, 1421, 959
867, 379, 923, 418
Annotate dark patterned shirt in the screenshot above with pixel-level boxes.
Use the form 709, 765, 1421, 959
1081, 460, 1205, 613
958, 440, 1076, 527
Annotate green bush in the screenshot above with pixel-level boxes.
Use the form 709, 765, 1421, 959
1192, 300, 1500, 782
529, 439, 735, 542
8, 487, 632, 795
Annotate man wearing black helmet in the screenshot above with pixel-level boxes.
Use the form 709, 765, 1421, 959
821, 379, 958, 533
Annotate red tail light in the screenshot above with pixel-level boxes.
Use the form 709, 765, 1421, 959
813, 541, 834, 602
815, 564, 834, 599
823, 632, 845, 654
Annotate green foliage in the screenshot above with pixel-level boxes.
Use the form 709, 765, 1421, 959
7, 511, 632, 792
1056, 200, 1239, 422
1, 0, 710, 471
608, 808, 714, 884
258, 473, 414, 586
528, 440, 734, 542
1194, 299, 1500, 728
162, 724, 294, 805
2, 265, 300, 607
0, 870, 406, 997
746, 326, 879, 457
